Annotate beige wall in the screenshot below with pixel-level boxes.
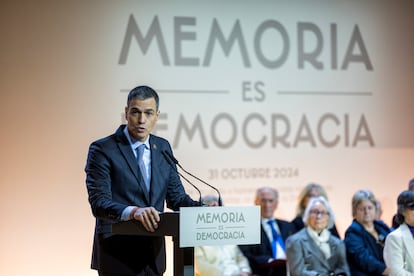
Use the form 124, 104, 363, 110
1, 1, 413, 275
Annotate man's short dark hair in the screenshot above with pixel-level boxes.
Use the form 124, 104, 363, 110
127, 86, 159, 110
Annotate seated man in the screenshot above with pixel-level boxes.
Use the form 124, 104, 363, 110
239, 187, 295, 276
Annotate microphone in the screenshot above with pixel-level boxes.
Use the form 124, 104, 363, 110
162, 150, 223, 206
162, 150, 202, 205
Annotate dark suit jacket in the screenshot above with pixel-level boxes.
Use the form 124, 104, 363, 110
239, 218, 295, 276
85, 125, 200, 275
286, 228, 350, 276
344, 219, 390, 276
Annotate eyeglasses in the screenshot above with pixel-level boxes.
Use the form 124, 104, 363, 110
309, 210, 329, 217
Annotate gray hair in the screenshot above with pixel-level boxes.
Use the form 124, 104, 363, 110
255, 187, 279, 201
303, 196, 335, 229
202, 195, 220, 205
351, 190, 377, 217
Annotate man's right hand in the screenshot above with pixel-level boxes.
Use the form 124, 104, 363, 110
130, 206, 161, 232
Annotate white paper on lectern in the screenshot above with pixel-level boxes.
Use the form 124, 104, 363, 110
179, 206, 260, 247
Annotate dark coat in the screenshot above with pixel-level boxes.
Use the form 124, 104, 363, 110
344, 219, 391, 276
239, 219, 295, 276
85, 125, 199, 275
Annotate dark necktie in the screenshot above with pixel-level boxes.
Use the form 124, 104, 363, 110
267, 219, 286, 259
136, 144, 149, 191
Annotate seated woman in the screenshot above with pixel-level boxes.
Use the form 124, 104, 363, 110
384, 190, 414, 275
286, 196, 350, 276
344, 190, 391, 276
291, 183, 341, 238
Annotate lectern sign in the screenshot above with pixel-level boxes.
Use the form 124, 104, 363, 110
179, 206, 260, 247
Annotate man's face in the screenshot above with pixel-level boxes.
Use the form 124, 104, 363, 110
125, 97, 159, 142
255, 190, 278, 219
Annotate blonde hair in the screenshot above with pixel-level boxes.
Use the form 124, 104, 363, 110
296, 183, 328, 216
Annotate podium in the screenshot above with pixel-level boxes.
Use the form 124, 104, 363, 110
112, 212, 193, 276
112, 206, 260, 276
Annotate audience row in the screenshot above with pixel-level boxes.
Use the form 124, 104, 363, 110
195, 179, 414, 276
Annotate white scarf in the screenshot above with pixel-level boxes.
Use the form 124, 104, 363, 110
307, 227, 331, 259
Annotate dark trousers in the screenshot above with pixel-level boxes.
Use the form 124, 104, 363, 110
98, 267, 161, 276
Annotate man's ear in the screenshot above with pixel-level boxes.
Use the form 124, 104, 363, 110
124, 106, 128, 120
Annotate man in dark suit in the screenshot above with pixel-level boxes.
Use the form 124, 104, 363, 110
239, 187, 295, 276
85, 85, 201, 276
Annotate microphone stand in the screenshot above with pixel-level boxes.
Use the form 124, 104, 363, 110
163, 151, 223, 206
